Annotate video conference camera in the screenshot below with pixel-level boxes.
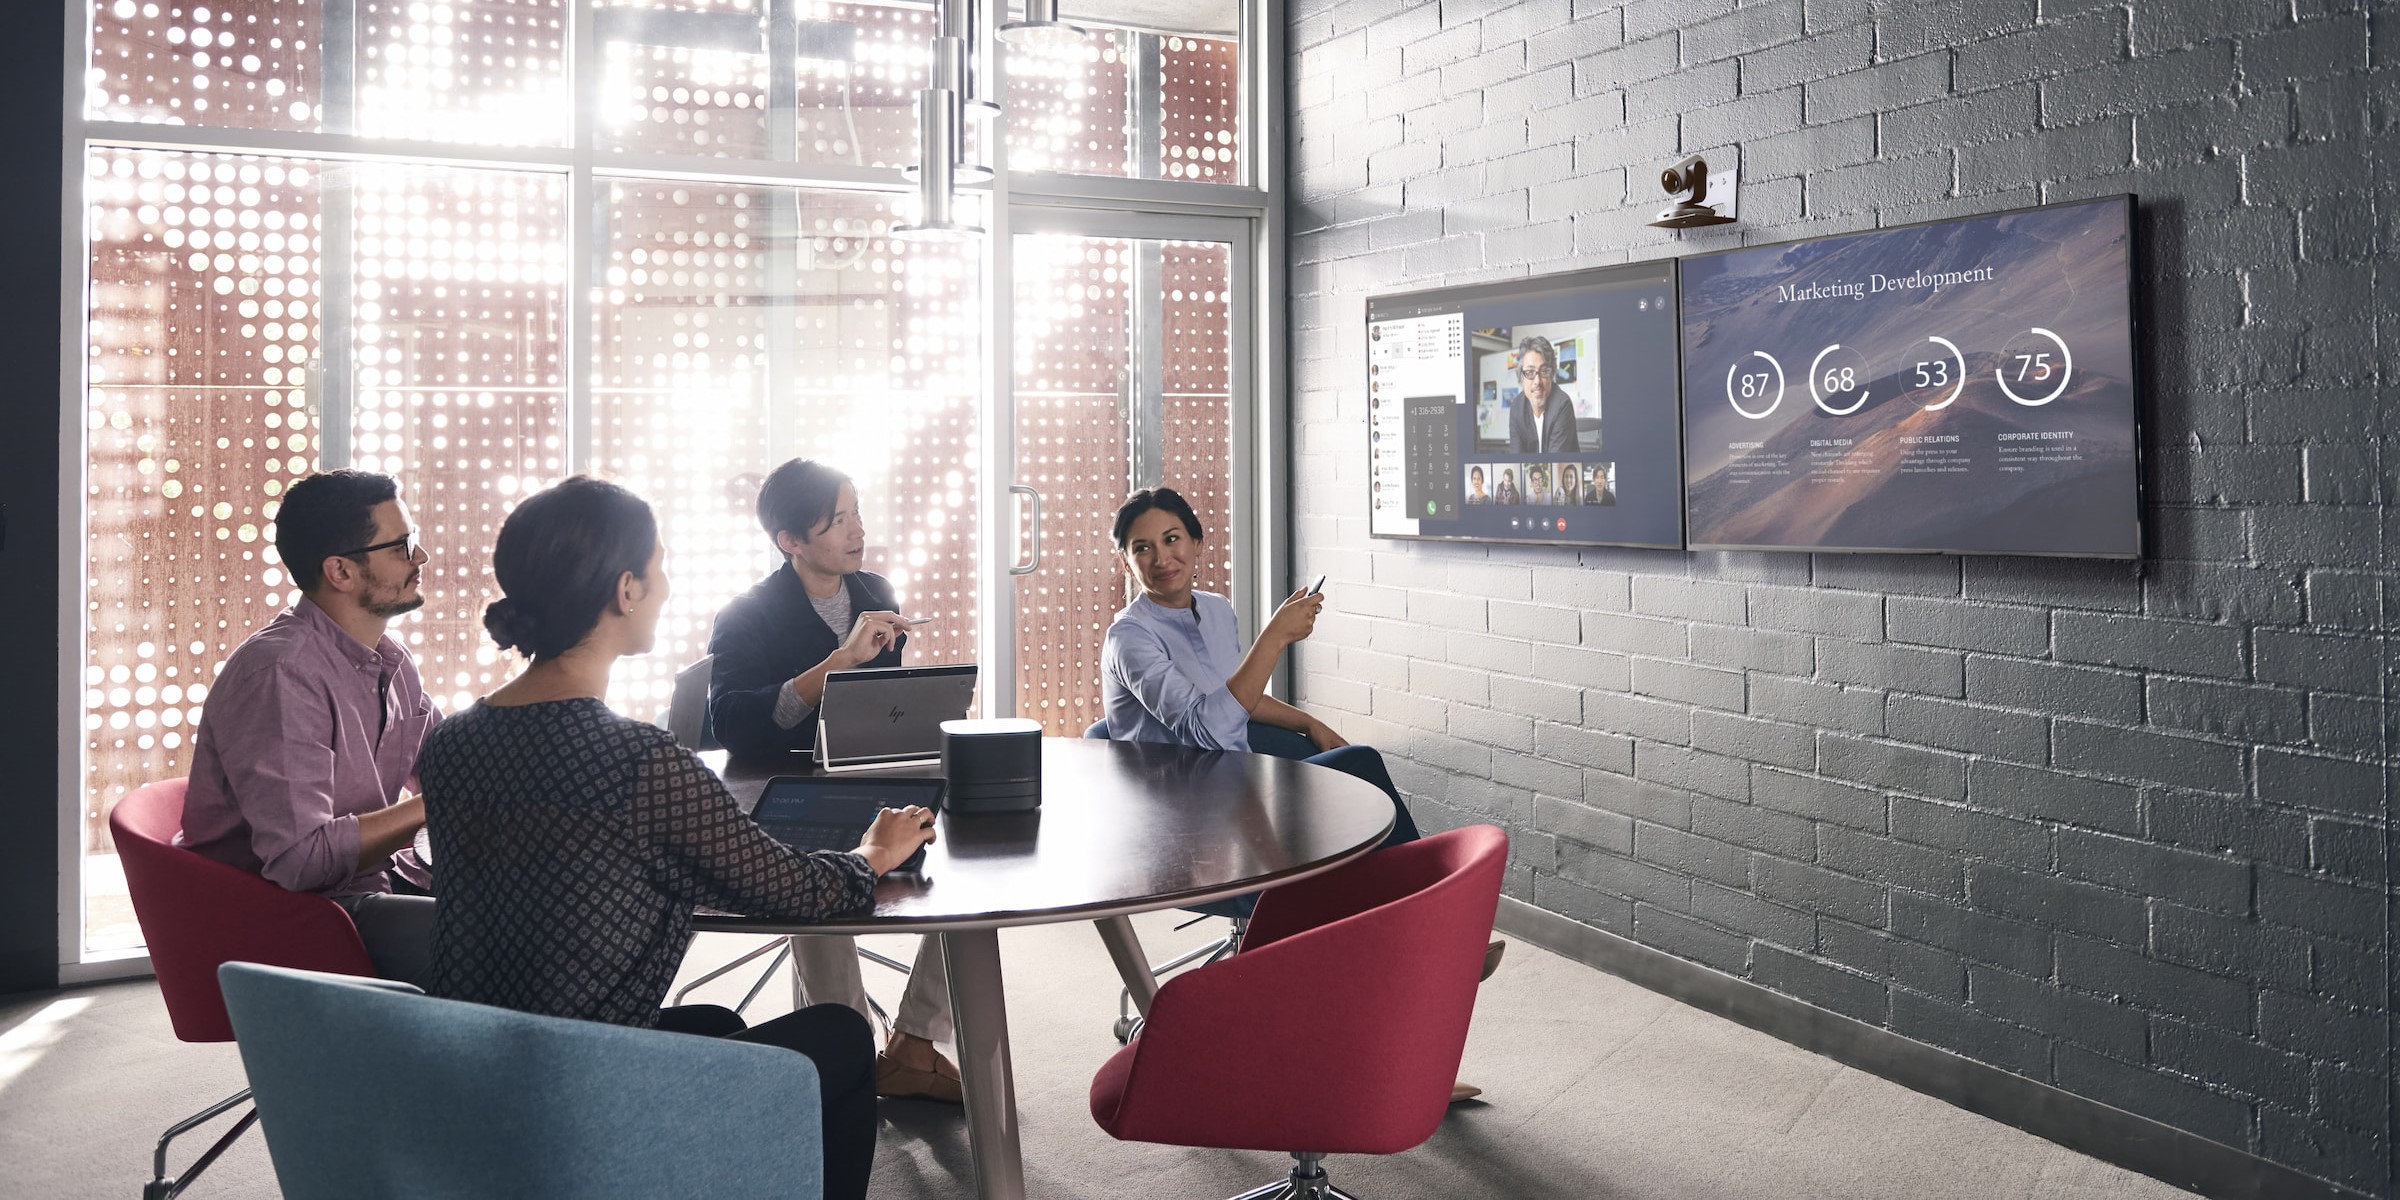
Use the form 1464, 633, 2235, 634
1651, 153, 1738, 229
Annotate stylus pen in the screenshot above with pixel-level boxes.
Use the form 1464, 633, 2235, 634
904, 616, 935, 626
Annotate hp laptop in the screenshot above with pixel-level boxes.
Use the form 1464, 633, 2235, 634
815, 663, 978, 771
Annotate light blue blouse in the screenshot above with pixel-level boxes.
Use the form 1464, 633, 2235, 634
1101, 591, 1252, 751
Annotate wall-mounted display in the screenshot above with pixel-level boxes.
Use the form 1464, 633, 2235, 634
1679, 195, 2141, 557
1368, 261, 1684, 548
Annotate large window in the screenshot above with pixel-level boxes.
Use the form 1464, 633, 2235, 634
83, 153, 569, 957
68, 0, 1271, 969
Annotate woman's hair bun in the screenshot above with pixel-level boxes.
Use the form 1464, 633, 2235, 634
483, 597, 542, 656
483, 477, 659, 661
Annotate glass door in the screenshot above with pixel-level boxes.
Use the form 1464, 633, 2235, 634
1004, 214, 1254, 735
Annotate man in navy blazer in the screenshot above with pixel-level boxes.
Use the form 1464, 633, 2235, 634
1506, 335, 1582, 454
706, 458, 963, 1103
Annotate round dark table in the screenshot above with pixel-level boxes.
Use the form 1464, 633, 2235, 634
692, 737, 1395, 1200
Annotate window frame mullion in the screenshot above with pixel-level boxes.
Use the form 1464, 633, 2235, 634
566, 0, 598, 474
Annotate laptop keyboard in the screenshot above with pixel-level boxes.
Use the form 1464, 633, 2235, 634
760, 821, 857, 854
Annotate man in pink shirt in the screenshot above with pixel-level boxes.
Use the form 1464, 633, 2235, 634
181, 469, 440, 984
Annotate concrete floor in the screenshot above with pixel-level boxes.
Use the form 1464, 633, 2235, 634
1, 911, 2189, 1198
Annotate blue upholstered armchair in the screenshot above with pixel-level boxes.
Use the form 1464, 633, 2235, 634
217, 962, 824, 1200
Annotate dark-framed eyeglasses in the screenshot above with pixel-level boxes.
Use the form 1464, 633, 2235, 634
1517, 363, 1555, 380
339, 529, 420, 561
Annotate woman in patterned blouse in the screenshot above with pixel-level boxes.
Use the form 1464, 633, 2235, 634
419, 476, 932, 1200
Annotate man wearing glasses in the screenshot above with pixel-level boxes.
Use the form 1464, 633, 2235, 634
1507, 335, 1581, 454
183, 469, 441, 985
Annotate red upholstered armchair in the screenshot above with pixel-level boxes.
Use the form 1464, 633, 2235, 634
111, 778, 381, 1200
1089, 824, 1508, 1199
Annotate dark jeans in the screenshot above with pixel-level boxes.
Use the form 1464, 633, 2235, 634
1246, 721, 1421, 848
331, 891, 437, 989
1305, 744, 1423, 848
656, 1002, 876, 1200
1201, 725, 1423, 919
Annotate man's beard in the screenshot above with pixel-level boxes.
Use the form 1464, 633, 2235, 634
363, 573, 425, 619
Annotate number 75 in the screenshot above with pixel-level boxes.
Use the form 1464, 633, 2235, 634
2014, 352, 2053, 381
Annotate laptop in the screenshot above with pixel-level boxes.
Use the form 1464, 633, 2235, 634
751, 775, 942, 873
815, 663, 979, 771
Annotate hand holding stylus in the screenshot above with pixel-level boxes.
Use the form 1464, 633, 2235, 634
1265, 587, 1326, 647
840, 611, 911, 665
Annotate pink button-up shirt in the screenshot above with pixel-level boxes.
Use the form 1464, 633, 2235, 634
180, 597, 439, 896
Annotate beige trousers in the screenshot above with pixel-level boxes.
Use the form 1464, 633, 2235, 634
788, 933, 953, 1044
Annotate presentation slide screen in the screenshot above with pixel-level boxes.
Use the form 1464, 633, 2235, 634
1679, 195, 2141, 557
1367, 261, 1684, 548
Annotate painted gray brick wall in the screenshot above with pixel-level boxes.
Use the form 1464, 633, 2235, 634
1285, 0, 2395, 1193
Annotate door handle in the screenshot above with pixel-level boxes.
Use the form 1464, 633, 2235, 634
1008, 484, 1042, 576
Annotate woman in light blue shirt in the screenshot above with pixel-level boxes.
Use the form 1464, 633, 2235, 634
1098, 487, 1420, 850
1098, 489, 1499, 1101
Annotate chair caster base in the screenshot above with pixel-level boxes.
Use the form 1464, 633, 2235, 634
1228, 1182, 1361, 1200
148, 1086, 258, 1200
1227, 1153, 1359, 1200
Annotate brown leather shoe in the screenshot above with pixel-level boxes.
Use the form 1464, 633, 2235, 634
1449, 1082, 1483, 1103
876, 1050, 965, 1103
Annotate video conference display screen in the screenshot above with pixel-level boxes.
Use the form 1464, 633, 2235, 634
1679, 195, 2141, 557
1367, 261, 1684, 548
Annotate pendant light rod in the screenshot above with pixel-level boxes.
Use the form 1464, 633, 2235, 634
894, 86, 983, 238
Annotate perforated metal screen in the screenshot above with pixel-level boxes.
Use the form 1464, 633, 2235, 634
596, 0, 931, 164
84, 150, 327, 855
1158, 241, 1234, 576
975, 28, 1241, 181
89, 0, 573, 142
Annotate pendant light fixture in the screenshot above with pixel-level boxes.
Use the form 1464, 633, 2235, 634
893, 84, 981, 238
895, 0, 991, 237
998, 0, 1086, 46
903, 0, 997, 182
952, 0, 1002, 114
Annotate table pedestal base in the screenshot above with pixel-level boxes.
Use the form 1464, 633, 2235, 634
941, 929, 1024, 1200
1093, 915, 1160, 1017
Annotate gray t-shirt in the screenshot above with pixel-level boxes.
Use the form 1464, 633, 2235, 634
771, 588, 858, 730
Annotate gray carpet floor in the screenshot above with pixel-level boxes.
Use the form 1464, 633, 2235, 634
1, 911, 2187, 1198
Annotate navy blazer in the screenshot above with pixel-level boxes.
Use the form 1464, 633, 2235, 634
706, 567, 907, 758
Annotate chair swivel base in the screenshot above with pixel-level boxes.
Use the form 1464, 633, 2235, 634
1228, 1153, 1361, 1200
672, 935, 909, 1026
146, 1086, 258, 1200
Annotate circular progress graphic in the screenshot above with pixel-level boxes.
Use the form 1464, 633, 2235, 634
1724, 350, 1784, 420
1718, 329, 2075, 416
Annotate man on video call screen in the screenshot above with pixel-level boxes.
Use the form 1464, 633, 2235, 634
1507, 335, 1580, 453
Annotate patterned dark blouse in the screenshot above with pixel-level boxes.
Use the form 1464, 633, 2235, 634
419, 697, 877, 1029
